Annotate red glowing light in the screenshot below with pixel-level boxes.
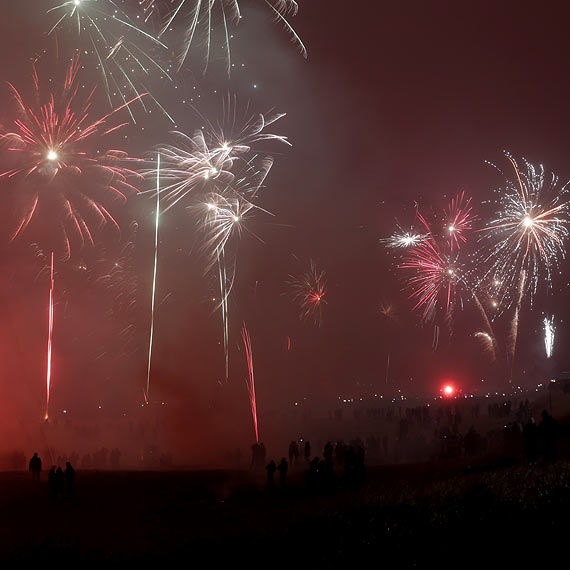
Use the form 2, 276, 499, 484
443, 384, 454, 396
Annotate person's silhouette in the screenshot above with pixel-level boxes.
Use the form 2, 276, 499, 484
266, 460, 276, 488
65, 462, 76, 500
277, 458, 288, 487
29, 453, 42, 483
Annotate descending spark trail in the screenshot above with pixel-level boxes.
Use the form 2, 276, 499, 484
145, 154, 160, 402
45, 252, 55, 421
218, 249, 230, 381
241, 323, 258, 442
544, 315, 555, 359
142, 0, 307, 72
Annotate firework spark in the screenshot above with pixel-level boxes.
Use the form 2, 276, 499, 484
241, 322, 259, 442
446, 191, 475, 251
479, 153, 570, 307
288, 260, 327, 326
142, 0, 306, 72
145, 153, 161, 402
47, 0, 172, 119
45, 252, 55, 420
0, 58, 141, 259
400, 236, 462, 320
544, 315, 555, 359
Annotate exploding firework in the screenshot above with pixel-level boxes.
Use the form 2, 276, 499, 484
400, 236, 463, 320
544, 315, 555, 359
288, 260, 327, 326
445, 191, 475, 251
241, 322, 259, 442
141, 0, 306, 72
385, 226, 427, 248
47, 0, 172, 119
0, 57, 141, 259
479, 153, 570, 307
147, 102, 286, 380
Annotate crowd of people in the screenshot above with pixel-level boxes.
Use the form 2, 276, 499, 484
28, 452, 75, 502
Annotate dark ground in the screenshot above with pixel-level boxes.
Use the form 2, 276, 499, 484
2, 457, 569, 566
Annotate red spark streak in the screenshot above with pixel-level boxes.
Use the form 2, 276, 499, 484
241, 323, 259, 443
45, 252, 55, 421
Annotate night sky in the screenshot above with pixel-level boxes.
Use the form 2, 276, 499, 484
1, 0, 570, 428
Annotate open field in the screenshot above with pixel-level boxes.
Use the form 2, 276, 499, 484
1, 456, 569, 565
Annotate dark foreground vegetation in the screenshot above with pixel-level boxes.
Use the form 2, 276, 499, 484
1, 455, 569, 566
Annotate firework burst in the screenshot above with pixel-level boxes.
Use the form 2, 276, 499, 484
47, 0, 172, 119
544, 315, 555, 359
445, 191, 475, 251
141, 0, 306, 72
288, 260, 327, 326
0, 57, 141, 259
479, 153, 570, 307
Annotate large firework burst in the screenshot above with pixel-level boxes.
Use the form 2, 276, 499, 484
479, 153, 570, 307
0, 57, 141, 259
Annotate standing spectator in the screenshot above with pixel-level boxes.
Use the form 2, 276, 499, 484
29, 453, 42, 483
65, 462, 76, 500
277, 458, 288, 487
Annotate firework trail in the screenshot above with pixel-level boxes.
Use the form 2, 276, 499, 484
446, 191, 475, 251
145, 154, 161, 402
46, 0, 172, 120
141, 0, 306, 72
479, 153, 570, 308
241, 322, 258, 442
0, 57, 141, 259
287, 260, 327, 326
544, 315, 555, 358
45, 252, 55, 420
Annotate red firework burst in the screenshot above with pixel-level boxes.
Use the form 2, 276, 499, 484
288, 260, 327, 326
445, 191, 475, 251
0, 57, 141, 259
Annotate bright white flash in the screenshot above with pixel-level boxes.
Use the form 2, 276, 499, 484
47, 150, 58, 161
544, 315, 555, 358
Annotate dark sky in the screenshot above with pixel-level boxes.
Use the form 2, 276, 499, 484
1, 0, 570, 426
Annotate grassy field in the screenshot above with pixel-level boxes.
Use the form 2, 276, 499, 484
1, 456, 569, 565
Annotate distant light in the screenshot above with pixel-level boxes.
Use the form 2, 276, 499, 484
443, 385, 454, 396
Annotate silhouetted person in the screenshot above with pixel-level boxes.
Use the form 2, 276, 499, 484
324, 442, 333, 462
65, 462, 75, 500
523, 418, 539, 464
29, 453, 42, 482
288, 441, 299, 466
277, 458, 288, 487
539, 409, 559, 462
55, 467, 65, 501
259, 443, 267, 465
304, 441, 311, 463
266, 460, 276, 489
48, 466, 57, 500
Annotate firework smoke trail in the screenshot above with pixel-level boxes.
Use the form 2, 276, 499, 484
141, 0, 306, 72
45, 252, 55, 420
218, 249, 230, 381
241, 323, 258, 442
506, 270, 527, 380
145, 154, 161, 402
544, 315, 555, 359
